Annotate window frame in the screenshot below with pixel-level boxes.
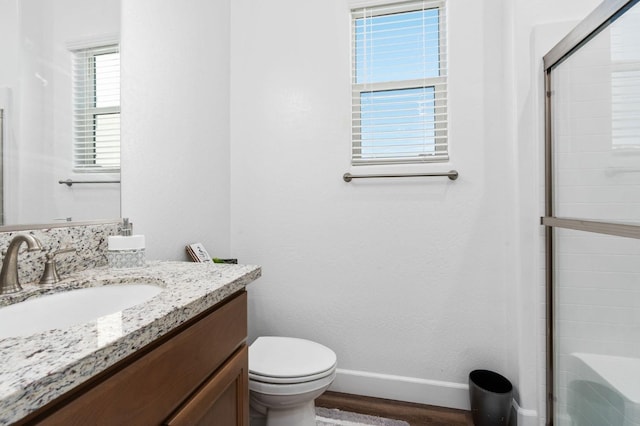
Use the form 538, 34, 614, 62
72, 43, 121, 173
350, 0, 448, 166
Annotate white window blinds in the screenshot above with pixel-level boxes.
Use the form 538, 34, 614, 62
611, 10, 640, 150
351, 0, 448, 165
72, 44, 120, 172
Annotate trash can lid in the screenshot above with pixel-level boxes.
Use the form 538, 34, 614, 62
469, 369, 513, 394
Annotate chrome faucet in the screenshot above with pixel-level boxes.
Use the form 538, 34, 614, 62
0, 234, 43, 294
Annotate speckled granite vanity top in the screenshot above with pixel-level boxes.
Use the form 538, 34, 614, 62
0, 261, 261, 424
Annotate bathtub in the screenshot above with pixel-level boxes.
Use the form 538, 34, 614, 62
568, 353, 640, 426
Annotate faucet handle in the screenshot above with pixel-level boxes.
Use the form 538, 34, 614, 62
39, 247, 76, 286
46, 247, 76, 260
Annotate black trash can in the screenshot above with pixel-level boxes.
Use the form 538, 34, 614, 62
469, 369, 513, 426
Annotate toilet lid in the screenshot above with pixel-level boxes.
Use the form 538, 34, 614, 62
249, 336, 337, 379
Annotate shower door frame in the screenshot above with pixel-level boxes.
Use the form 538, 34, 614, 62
542, 0, 640, 424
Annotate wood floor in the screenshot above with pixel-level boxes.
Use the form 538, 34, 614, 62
315, 391, 473, 426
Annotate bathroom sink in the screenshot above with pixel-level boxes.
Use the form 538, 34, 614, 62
0, 284, 163, 339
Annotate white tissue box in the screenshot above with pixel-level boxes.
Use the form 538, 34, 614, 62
107, 248, 146, 268
107, 235, 146, 268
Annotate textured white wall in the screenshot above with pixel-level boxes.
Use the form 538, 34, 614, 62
121, 0, 231, 260
115, 0, 608, 421
230, 0, 513, 411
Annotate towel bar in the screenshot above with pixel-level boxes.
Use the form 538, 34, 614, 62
58, 179, 121, 187
343, 170, 458, 182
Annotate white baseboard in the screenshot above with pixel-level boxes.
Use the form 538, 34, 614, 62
329, 368, 540, 426
329, 368, 470, 410
512, 398, 539, 426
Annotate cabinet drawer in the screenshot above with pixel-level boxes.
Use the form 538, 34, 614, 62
36, 291, 247, 425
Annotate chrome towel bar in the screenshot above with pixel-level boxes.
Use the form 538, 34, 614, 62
59, 179, 121, 187
343, 170, 459, 182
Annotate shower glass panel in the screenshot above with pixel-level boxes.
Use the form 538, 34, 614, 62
545, 1, 640, 425
552, 4, 640, 224
553, 229, 640, 425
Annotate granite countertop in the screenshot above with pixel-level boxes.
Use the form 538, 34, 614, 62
0, 261, 261, 424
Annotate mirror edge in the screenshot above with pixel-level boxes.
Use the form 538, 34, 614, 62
0, 219, 122, 232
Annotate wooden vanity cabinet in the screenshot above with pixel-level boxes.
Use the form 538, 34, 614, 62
22, 291, 249, 426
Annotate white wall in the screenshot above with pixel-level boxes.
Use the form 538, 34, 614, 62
230, 0, 514, 411
121, 0, 232, 260
115, 0, 608, 422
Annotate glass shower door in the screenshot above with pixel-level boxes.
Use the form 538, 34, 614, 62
544, 1, 640, 424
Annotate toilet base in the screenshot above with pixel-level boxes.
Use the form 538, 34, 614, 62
250, 405, 267, 426
250, 398, 317, 426
267, 400, 316, 426
249, 371, 335, 426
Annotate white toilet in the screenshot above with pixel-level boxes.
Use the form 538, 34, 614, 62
249, 336, 337, 426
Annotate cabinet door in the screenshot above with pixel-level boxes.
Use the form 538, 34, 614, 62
165, 344, 249, 426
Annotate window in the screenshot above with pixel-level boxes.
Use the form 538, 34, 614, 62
611, 7, 640, 151
72, 44, 120, 172
611, 66, 640, 150
351, 0, 447, 165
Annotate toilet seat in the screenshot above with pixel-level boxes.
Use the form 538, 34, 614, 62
249, 362, 336, 384
249, 336, 337, 385
249, 368, 337, 396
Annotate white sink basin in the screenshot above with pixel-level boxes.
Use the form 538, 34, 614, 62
0, 284, 163, 339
